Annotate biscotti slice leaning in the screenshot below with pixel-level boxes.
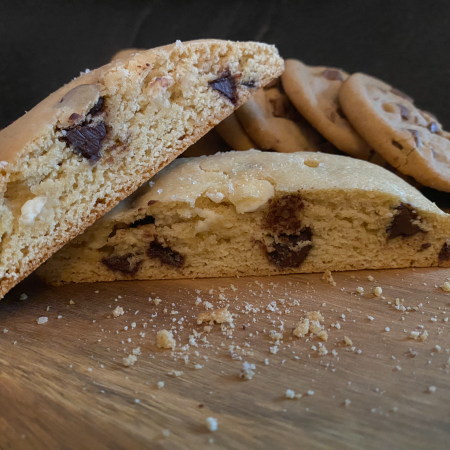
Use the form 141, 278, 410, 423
38, 150, 450, 285
0, 40, 283, 298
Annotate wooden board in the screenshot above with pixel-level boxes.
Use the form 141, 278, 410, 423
1, 267, 450, 449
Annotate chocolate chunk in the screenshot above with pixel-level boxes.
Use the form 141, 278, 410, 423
387, 203, 423, 239
102, 253, 141, 274
264, 195, 304, 235
208, 71, 238, 105
129, 216, 155, 228
407, 129, 421, 147
439, 242, 450, 262
420, 243, 432, 251
69, 113, 82, 122
88, 96, 105, 116
148, 242, 184, 267
427, 122, 439, 133
390, 88, 414, 103
63, 121, 107, 161
392, 140, 403, 150
397, 103, 410, 121
266, 229, 312, 268
320, 69, 343, 82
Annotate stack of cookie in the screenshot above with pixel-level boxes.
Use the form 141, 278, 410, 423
214, 59, 450, 194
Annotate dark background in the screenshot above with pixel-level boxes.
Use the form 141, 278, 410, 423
1, 0, 450, 130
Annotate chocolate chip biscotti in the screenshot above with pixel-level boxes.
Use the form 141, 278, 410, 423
0, 40, 283, 298
37, 150, 450, 285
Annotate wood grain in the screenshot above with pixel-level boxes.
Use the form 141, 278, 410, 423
0, 267, 450, 449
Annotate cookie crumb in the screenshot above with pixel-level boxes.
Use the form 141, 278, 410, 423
428, 386, 437, 393
206, 417, 218, 432
112, 306, 124, 317
440, 282, 450, 292
322, 270, 336, 287
69, 300, 75, 305
356, 287, 364, 294
239, 361, 256, 380
157, 381, 165, 389
344, 399, 351, 407
162, 429, 170, 437
317, 330, 328, 341
293, 318, 309, 337
307, 390, 314, 396
197, 307, 232, 325
285, 389, 296, 399
123, 354, 137, 367
157, 330, 176, 349
373, 287, 383, 297
343, 336, 353, 346
37, 317, 48, 325
168, 370, 183, 377
19, 293, 28, 301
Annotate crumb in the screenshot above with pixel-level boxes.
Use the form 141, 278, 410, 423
269, 345, 278, 354
132, 347, 141, 356
162, 429, 170, 437
112, 306, 124, 317
239, 361, 256, 380
306, 311, 324, 321
322, 270, 336, 287
343, 336, 353, 346
168, 370, 183, 377
69, 300, 75, 305
157, 381, 164, 389
3, 329, 7, 333
37, 317, 48, 325
194, 364, 204, 369
309, 320, 323, 335
420, 330, 428, 342
385, 327, 390, 332
318, 346, 328, 356
373, 287, 383, 297
356, 287, 364, 294
285, 389, 296, 399
153, 297, 162, 305
157, 330, 176, 349
344, 399, 351, 407
317, 330, 328, 341
197, 307, 233, 325
19, 293, 28, 301
434, 345, 442, 353
269, 330, 283, 341
293, 318, 309, 337
367, 275, 375, 282
428, 386, 436, 393
409, 331, 420, 339
307, 390, 314, 396
206, 417, 218, 432
123, 354, 137, 367
440, 282, 450, 292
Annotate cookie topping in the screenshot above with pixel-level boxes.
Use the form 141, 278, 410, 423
320, 69, 343, 82
102, 253, 141, 274
266, 230, 312, 268
397, 103, 410, 121
387, 203, 423, 239
129, 216, 155, 228
439, 242, 450, 261
264, 195, 304, 235
390, 88, 414, 103
63, 121, 107, 162
407, 129, 422, 147
209, 71, 238, 105
148, 242, 184, 267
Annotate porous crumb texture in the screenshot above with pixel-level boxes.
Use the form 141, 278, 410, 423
38, 151, 450, 285
0, 40, 283, 297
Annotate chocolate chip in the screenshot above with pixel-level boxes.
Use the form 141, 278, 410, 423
148, 241, 184, 267
390, 88, 414, 103
427, 122, 439, 133
148, 200, 158, 206
420, 243, 432, 251
88, 96, 105, 116
397, 103, 410, 121
439, 242, 450, 262
266, 229, 312, 268
208, 71, 238, 105
392, 140, 403, 150
407, 129, 421, 147
387, 203, 423, 239
63, 121, 107, 161
129, 216, 155, 228
264, 195, 304, 235
69, 113, 82, 122
320, 69, 343, 82
102, 253, 141, 274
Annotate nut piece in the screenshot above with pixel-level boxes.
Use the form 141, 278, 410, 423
157, 329, 176, 349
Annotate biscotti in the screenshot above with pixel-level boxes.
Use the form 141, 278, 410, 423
0, 40, 283, 297
38, 150, 450, 285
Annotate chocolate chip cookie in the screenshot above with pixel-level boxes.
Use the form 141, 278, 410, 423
281, 59, 372, 159
38, 150, 450, 285
339, 72, 450, 192
0, 39, 283, 298
235, 80, 325, 153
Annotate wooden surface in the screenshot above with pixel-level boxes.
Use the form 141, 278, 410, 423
1, 267, 450, 450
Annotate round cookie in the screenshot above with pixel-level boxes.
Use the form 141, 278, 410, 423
339, 73, 450, 192
215, 113, 256, 150
281, 59, 371, 159
235, 81, 325, 153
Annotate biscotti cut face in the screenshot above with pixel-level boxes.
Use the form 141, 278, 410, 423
38, 150, 450, 285
0, 40, 283, 298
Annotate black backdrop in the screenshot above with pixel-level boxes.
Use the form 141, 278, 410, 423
1, 0, 450, 131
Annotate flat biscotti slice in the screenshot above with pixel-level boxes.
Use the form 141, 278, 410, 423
0, 40, 283, 298
38, 150, 450, 285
